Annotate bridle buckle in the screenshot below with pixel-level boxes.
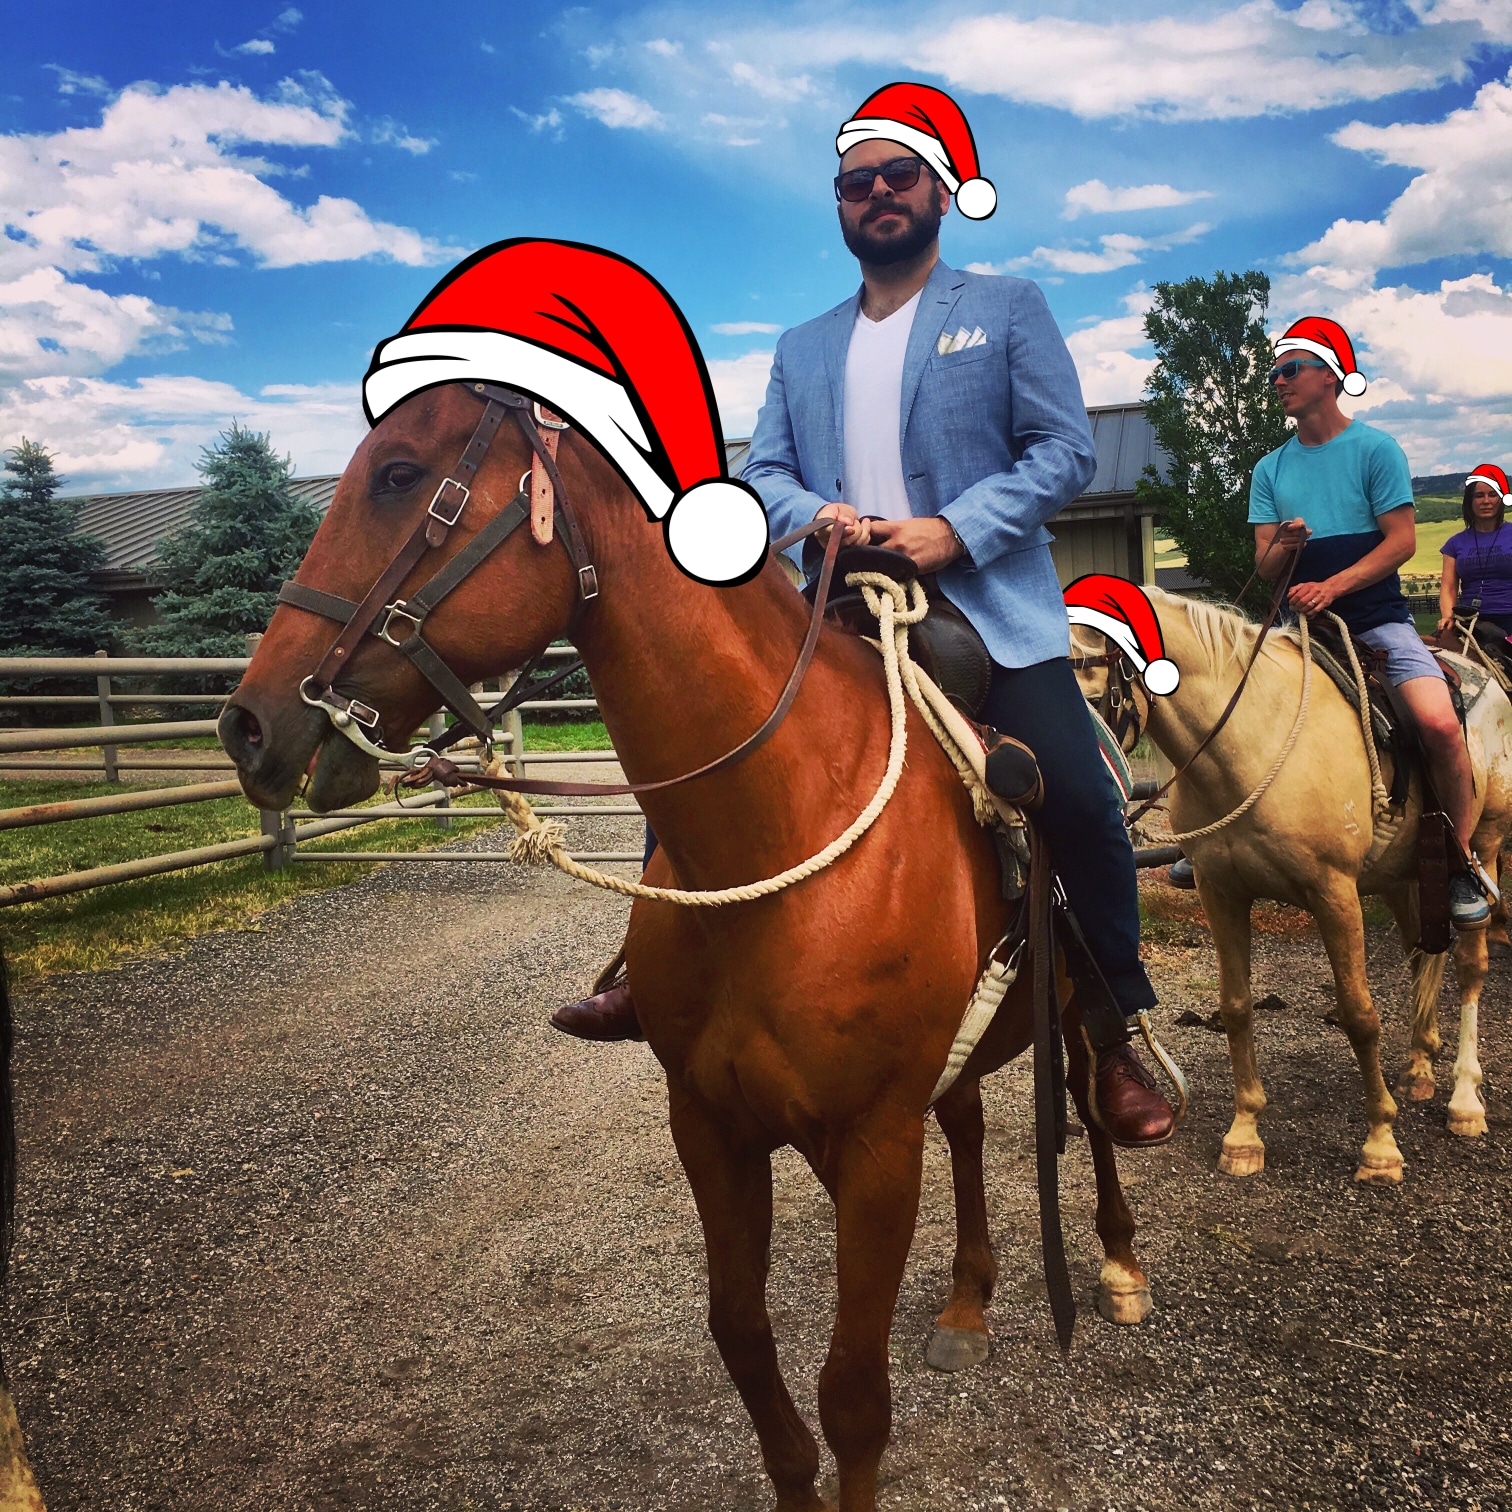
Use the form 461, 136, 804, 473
379, 599, 424, 647
532, 401, 570, 431
428, 477, 470, 526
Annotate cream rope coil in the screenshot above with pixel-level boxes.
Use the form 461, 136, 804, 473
487, 574, 929, 906
1323, 608, 1392, 821
1167, 612, 1314, 844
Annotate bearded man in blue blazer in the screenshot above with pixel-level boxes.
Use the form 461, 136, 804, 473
744, 93, 1171, 1147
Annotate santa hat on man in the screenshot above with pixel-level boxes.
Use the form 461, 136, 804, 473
1064, 575, 1180, 696
1274, 316, 1368, 398
836, 82, 997, 220
1466, 464, 1509, 500
362, 238, 769, 586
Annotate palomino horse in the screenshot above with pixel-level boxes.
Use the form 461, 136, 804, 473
220, 383, 1151, 1511
1074, 589, 1512, 1184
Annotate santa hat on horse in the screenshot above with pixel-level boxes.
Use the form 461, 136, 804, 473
1064, 575, 1180, 696
1274, 316, 1368, 398
1466, 464, 1509, 500
836, 82, 997, 221
362, 239, 769, 586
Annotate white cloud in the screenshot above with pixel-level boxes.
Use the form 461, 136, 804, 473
711, 321, 781, 335
234, 39, 276, 56
995, 223, 1212, 276
511, 106, 564, 134
0, 77, 455, 278
371, 117, 436, 155
1062, 179, 1214, 219
274, 6, 303, 29
729, 62, 812, 101
1064, 295, 1157, 407
913, 1, 1488, 121
707, 350, 774, 436
1295, 68, 1512, 274
645, 38, 681, 57
567, 88, 663, 130
0, 266, 230, 381
43, 66, 111, 97
0, 374, 365, 491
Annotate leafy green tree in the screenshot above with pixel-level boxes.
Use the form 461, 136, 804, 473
136, 423, 321, 656
1136, 271, 1290, 605
0, 439, 114, 655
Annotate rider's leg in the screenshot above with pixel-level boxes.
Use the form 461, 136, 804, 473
981, 656, 1174, 1147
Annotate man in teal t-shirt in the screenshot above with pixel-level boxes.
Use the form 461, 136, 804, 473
1248, 316, 1493, 929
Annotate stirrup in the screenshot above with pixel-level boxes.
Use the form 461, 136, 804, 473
1135, 1011, 1190, 1122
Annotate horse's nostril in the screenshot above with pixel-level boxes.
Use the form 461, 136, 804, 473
240, 708, 263, 747
219, 703, 263, 761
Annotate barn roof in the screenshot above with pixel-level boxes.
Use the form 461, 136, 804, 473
69, 406, 1163, 582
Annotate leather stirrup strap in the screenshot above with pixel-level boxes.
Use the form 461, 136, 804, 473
1029, 825, 1076, 1354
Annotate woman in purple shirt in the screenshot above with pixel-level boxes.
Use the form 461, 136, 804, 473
1440, 464, 1512, 651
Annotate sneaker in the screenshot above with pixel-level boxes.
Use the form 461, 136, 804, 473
1449, 871, 1492, 930
1167, 855, 1196, 890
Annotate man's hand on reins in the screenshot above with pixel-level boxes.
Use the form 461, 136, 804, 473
868, 515, 964, 574
814, 501, 871, 546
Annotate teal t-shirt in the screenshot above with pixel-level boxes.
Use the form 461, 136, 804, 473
1247, 420, 1414, 631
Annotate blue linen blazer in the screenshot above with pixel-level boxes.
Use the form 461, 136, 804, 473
743, 259, 1097, 668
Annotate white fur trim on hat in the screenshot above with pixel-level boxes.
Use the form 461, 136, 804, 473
835, 118, 960, 191
1467, 472, 1506, 500
1274, 335, 1366, 395
953, 176, 997, 220
664, 480, 770, 585
1063, 605, 1180, 695
1141, 658, 1180, 697
364, 328, 673, 520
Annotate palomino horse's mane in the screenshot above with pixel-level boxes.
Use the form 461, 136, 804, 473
1145, 588, 1300, 672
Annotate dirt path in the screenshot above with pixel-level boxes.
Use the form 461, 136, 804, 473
6, 825, 1511, 1511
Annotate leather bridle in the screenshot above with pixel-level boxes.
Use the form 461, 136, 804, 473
278, 378, 848, 796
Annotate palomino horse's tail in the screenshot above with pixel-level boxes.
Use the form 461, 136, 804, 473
1407, 944, 1450, 1064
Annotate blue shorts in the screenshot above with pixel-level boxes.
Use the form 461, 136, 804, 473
1356, 619, 1445, 687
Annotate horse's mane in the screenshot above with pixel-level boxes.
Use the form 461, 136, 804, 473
1146, 588, 1300, 671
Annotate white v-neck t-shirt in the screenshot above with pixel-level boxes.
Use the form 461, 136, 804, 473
842, 289, 921, 521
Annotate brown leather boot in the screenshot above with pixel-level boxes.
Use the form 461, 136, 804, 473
1090, 1041, 1175, 1148
550, 978, 643, 1041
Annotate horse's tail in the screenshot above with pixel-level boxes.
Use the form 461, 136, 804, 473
1407, 943, 1449, 1060
0, 946, 16, 1291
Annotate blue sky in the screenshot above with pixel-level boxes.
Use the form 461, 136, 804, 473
3, 0, 1511, 490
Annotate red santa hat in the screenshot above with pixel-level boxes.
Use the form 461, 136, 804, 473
1466, 464, 1509, 500
1274, 316, 1368, 398
362, 238, 769, 586
1064, 575, 1180, 697
836, 82, 997, 221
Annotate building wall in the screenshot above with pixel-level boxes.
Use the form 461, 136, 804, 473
1046, 511, 1154, 586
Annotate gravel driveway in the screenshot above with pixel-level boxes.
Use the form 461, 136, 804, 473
5, 811, 1510, 1511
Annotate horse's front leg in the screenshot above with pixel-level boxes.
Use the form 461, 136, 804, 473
818, 1111, 925, 1512
1311, 880, 1404, 1183
1063, 1011, 1151, 1324
1197, 877, 1268, 1176
668, 1093, 826, 1512
1448, 925, 1490, 1137
926, 1076, 996, 1371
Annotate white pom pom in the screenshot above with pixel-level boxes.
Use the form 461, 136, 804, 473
664, 480, 770, 585
1142, 658, 1180, 697
954, 176, 997, 220
1342, 370, 1367, 398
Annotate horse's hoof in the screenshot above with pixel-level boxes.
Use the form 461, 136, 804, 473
1399, 1076, 1437, 1102
926, 1324, 990, 1372
1448, 1107, 1488, 1138
1487, 937, 1511, 960
1217, 1142, 1265, 1178
1354, 1154, 1404, 1185
1096, 1280, 1152, 1326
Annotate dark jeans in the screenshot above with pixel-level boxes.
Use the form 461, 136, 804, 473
981, 655, 1157, 1017
642, 655, 1155, 1017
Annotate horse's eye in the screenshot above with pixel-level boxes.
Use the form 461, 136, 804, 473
373, 462, 424, 497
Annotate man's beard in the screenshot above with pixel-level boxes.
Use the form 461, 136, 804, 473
840, 197, 942, 266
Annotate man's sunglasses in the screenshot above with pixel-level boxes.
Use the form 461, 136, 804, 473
1268, 358, 1330, 384
834, 156, 929, 203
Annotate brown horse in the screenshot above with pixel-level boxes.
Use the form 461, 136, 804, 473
220, 383, 1151, 1511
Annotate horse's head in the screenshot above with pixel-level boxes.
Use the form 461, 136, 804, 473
220, 383, 587, 811
1069, 622, 1152, 756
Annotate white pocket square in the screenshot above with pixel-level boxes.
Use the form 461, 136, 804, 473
937, 326, 989, 355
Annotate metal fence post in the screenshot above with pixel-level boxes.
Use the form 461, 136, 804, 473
429, 711, 451, 829
505, 707, 525, 779
95, 650, 118, 783
260, 808, 287, 870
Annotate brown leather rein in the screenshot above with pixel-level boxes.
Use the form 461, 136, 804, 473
279, 378, 851, 802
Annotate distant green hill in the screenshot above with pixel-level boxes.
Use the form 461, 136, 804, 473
1413, 472, 1469, 495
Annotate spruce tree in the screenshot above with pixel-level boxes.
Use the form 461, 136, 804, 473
136, 423, 321, 656
0, 439, 114, 655
1135, 271, 1290, 606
